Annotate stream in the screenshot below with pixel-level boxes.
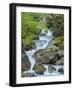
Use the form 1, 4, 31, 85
22, 17, 64, 77
23, 29, 63, 77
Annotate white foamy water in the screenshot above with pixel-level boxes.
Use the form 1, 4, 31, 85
24, 29, 63, 76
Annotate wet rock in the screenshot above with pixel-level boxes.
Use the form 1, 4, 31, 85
34, 48, 59, 64
34, 49, 51, 64
58, 50, 64, 58
55, 57, 64, 65
58, 68, 64, 74
21, 53, 31, 71
52, 36, 64, 50
22, 42, 36, 51
21, 72, 36, 77
40, 33, 46, 36
48, 65, 56, 73
33, 63, 46, 74
33, 35, 39, 40
34, 40, 64, 65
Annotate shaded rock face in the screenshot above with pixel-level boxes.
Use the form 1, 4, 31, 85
21, 53, 31, 71
22, 42, 36, 51
21, 72, 36, 77
55, 57, 64, 65
58, 68, 64, 74
34, 45, 64, 65
33, 35, 39, 40
48, 65, 56, 73
33, 63, 46, 74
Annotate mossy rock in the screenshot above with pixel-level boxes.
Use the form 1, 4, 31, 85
33, 63, 46, 74
58, 68, 64, 74
48, 65, 56, 73
45, 14, 64, 37
21, 53, 31, 71
52, 36, 64, 50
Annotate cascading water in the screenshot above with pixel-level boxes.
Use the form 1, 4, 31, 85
23, 18, 64, 76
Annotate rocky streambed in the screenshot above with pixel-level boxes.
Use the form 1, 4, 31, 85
21, 29, 64, 77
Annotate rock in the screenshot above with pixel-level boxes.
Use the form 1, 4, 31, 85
52, 36, 64, 50
21, 53, 31, 71
21, 72, 36, 77
22, 42, 36, 51
34, 49, 51, 64
40, 33, 46, 36
48, 65, 56, 73
33, 35, 39, 40
34, 48, 59, 64
34, 36, 64, 65
33, 63, 46, 74
55, 57, 64, 65
58, 50, 64, 58
46, 44, 59, 52
58, 68, 64, 74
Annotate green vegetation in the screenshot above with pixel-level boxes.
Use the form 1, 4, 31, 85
21, 12, 64, 76
21, 12, 64, 49
45, 14, 64, 49
21, 12, 48, 45
53, 36, 64, 49
46, 14, 64, 37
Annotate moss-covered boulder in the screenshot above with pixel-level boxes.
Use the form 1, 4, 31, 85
58, 68, 64, 74
21, 53, 31, 71
33, 63, 46, 74
52, 36, 64, 50
45, 14, 64, 37
48, 65, 56, 73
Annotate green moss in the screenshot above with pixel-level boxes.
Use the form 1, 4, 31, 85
53, 36, 64, 49
21, 12, 48, 46
46, 14, 64, 37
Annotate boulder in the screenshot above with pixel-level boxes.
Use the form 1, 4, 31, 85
34, 48, 59, 64
48, 65, 56, 73
58, 68, 64, 74
22, 42, 36, 51
55, 57, 64, 65
58, 50, 64, 58
21, 53, 31, 71
33, 63, 46, 74
34, 40, 64, 65
33, 35, 39, 40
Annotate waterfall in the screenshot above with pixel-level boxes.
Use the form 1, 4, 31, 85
24, 29, 54, 75
23, 18, 63, 77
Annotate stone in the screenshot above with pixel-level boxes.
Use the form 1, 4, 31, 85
58, 68, 64, 74
22, 42, 36, 51
55, 57, 64, 65
48, 65, 56, 73
21, 53, 31, 71
33, 63, 46, 74
34, 48, 59, 64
